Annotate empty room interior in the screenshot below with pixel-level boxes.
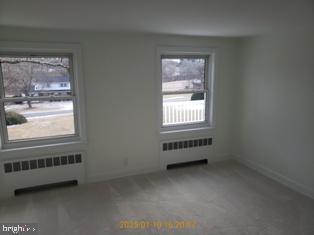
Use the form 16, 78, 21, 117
0, 0, 313, 234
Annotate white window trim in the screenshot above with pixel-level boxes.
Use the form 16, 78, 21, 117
156, 46, 217, 133
0, 41, 87, 150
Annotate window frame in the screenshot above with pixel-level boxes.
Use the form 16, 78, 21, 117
0, 41, 87, 150
157, 46, 216, 132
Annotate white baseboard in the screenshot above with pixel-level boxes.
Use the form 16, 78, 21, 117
234, 156, 314, 200
87, 154, 233, 183
86, 166, 163, 183
211, 154, 232, 162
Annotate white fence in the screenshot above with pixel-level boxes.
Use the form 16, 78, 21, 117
163, 100, 205, 125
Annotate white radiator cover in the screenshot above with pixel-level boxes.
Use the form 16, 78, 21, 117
1, 152, 86, 199
160, 137, 213, 168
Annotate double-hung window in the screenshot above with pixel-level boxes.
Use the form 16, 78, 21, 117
0, 43, 85, 149
158, 47, 215, 131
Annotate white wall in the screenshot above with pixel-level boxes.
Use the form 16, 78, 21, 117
233, 32, 314, 198
1, 27, 313, 200
0, 27, 238, 186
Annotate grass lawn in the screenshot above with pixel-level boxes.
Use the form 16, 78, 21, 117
7, 114, 75, 141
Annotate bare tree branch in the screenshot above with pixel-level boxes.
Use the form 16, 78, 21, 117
0, 60, 69, 69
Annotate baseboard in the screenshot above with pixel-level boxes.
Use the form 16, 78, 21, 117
86, 166, 163, 183
234, 156, 314, 200
87, 154, 233, 183
211, 154, 232, 162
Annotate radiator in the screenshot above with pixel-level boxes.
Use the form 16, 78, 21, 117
160, 137, 213, 168
1, 152, 85, 198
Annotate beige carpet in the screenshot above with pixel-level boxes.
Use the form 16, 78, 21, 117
0, 160, 313, 235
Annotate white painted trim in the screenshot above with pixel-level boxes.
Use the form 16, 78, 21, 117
211, 154, 233, 162
160, 126, 215, 136
0, 141, 87, 160
0, 41, 87, 152
86, 166, 163, 183
87, 155, 233, 183
234, 156, 314, 199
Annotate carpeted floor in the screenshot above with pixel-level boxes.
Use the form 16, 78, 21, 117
1, 160, 313, 235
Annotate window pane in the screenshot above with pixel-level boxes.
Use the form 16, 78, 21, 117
4, 100, 75, 141
162, 57, 206, 92
163, 92, 206, 126
0, 55, 72, 98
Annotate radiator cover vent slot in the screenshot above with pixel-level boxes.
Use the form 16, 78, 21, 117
167, 159, 208, 170
3, 153, 82, 174
162, 138, 212, 151
15, 180, 78, 196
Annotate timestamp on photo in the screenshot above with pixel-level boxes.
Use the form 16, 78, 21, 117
119, 220, 197, 230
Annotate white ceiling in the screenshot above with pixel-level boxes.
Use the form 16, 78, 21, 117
0, 0, 313, 36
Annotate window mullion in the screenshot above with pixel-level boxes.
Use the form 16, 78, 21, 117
162, 90, 206, 96
2, 95, 75, 103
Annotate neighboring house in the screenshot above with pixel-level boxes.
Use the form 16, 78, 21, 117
31, 76, 71, 96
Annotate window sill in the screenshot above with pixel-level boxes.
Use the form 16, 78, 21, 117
159, 126, 215, 140
0, 141, 87, 161
160, 125, 214, 134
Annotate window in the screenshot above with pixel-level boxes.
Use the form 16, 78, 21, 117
0, 45, 85, 149
158, 47, 215, 131
60, 82, 68, 88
